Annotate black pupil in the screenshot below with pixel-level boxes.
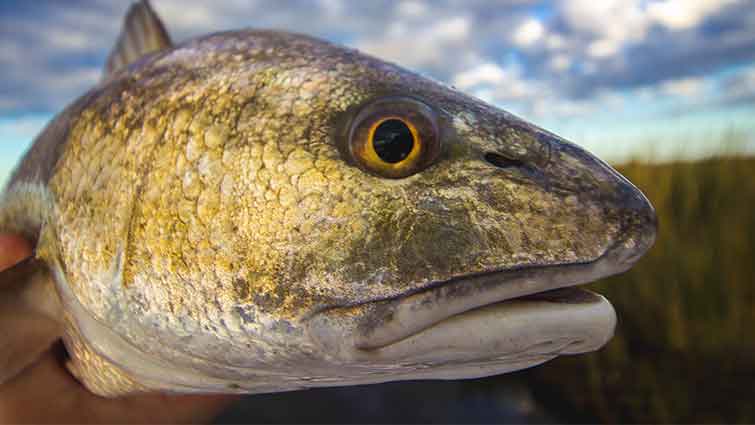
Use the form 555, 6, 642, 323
372, 119, 415, 163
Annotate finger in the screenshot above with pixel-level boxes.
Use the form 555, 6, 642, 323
1, 347, 239, 424
0, 234, 62, 384
0, 234, 236, 423
117, 392, 240, 424
0, 234, 32, 274
0, 346, 79, 424
0, 298, 62, 384
0, 257, 42, 292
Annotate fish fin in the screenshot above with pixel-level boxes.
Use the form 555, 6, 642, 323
0, 257, 63, 384
104, 0, 173, 79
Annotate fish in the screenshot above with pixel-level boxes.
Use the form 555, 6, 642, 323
0, 0, 656, 396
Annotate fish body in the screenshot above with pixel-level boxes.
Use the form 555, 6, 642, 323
0, 2, 656, 396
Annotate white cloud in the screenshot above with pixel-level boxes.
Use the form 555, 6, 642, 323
554, 0, 744, 62
558, 0, 648, 42
532, 98, 594, 119
150, 1, 225, 32
660, 77, 707, 98
587, 38, 621, 58
531, 89, 625, 120
0, 40, 22, 62
357, 16, 474, 70
471, 88, 495, 105
317, 0, 344, 17
545, 34, 566, 50
46, 67, 101, 92
453, 63, 507, 89
648, 0, 739, 31
0, 0, 753, 160
512, 18, 545, 47
452, 61, 541, 103
0, 116, 51, 141
45, 28, 98, 51
496, 78, 539, 101
395, 0, 428, 19
430, 16, 470, 42
625, 75, 712, 109
720, 64, 755, 104
0, 99, 20, 112
548, 54, 572, 72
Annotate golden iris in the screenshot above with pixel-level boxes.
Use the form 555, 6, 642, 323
347, 97, 440, 179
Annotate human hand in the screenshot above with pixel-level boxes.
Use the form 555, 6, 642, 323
0, 234, 239, 424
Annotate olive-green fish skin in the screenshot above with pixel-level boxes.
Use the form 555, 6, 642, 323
1, 29, 656, 395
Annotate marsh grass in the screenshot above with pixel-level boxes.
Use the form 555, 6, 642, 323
521, 154, 755, 423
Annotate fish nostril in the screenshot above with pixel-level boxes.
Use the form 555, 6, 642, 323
484, 152, 524, 169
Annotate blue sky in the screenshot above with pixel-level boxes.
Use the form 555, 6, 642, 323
2, 0, 755, 184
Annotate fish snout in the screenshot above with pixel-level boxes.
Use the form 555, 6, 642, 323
603, 173, 658, 270
546, 138, 658, 270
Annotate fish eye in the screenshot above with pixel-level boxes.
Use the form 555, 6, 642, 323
347, 97, 441, 178
372, 118, 415, 163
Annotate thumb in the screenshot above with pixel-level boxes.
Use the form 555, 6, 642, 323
0, 233, 61, 384
0, 234, 32, 272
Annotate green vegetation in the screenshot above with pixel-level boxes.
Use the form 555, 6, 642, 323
521, 155, 755, 423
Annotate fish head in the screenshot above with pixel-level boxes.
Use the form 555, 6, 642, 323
276, 35, 658, 379
49, 31, 656, 394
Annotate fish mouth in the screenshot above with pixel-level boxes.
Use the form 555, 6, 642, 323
306, 219, 655, 370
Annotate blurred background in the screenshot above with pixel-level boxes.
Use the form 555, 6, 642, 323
1, 0, 753, 423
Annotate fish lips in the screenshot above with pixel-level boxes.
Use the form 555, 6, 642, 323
305, 220, 654, 371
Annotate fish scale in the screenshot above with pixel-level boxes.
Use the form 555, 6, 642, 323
0, 0, 655, 396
